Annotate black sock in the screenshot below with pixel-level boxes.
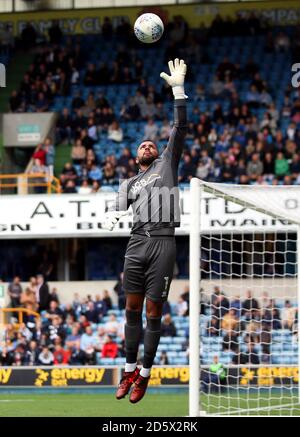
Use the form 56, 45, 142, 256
143, 316, 162, 369
125, 309, 143, 364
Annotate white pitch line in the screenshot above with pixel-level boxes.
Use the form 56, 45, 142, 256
213, 402, 300, 415
0, 400, 34, 402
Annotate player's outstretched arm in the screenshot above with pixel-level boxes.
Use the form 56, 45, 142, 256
160, 58, 188, 165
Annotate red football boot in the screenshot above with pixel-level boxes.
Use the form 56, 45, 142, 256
129, 373, 150, 403
116, 368, 140, 400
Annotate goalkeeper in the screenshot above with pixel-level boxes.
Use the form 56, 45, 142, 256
202, 355, 227, 394
103, 59, 188, 403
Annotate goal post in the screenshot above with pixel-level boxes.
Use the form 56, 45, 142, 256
189, 178, 300, 416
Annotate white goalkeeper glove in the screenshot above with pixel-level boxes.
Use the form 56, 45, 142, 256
102, 211, 127, 231
160, 58, 187, 100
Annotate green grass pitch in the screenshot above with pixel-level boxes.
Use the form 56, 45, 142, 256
0, 391, 299, 416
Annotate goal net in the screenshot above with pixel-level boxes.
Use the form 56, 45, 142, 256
189, 178, 300, 416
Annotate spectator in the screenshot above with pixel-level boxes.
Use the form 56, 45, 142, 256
222, 309, 238, 333
32, 144, 46, 166
56, 108, 73, 144
232, 342, 260, 365
281, 300, 296, 330
78, 180, 92, 194
181, 286, 189, 305
159, 351, 169, 365
38, 346, 54, 365
101, 162, 118, 185
87, 118, 98, 142
104, 314, 119, 337
246, 85, 261, 108
260, 322, 271, 364
242, 290, 260, 321
101, 335, 118, 359
21, 23, 37, 50
161, 314, 177, 337
209, 75, 224, 97
84, 63, 97, 86
12, 344, 26, 366
212, 293, 230, 321
8, 276, 22, 307
65, 325, 81, 351
63, 180, 77, 193
274, 31, 290, 52
20, 287, 37, 312
31, 159, 49, 194
60, 162, 77, 188
48, 20, 63, 44
72, 90, 84, 110
246, 153, 263, 181
108, 121, 123, 143
84, 301, 99, 324
275, 152, 289, 179
143, 119, 159, 142
114, 272, 126, 310
69, 343, 85, 365
160, 119, 172, 140
222, 329, 239, 353
53, 344, 70, 364
71, 139, 86, 165
102, 17, 113, 39
35, 92, 49, 112
88, 164, 102, 185
0, 347, 13, 366
24, 340, 39, 366
179, 154, 196, 183
36, 274, 50, 312
45, 300, 64, 321
44, 138, 55, 176
230, 295, 242, 318
141, 97, 156, 119
80, 326, 98, 364
206, 317, 220, 337
176, 296, 188, 317
102, 290, 113, 311
9, 90, 21, 112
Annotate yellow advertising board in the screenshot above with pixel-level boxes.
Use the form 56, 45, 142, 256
0, 1, 300, 35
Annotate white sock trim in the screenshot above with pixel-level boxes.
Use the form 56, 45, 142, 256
140, 367, 151, 378
125, 362, 137, 373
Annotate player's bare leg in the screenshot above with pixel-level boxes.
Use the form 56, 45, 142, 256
116, 293, 144, 399
129, 298, 163, 403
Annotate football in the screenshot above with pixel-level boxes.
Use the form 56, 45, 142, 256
134, 13, 164, 44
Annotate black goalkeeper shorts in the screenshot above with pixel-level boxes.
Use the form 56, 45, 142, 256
123, 234, 176, 303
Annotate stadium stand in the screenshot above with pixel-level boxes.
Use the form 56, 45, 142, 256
6, 16, 300, 192
0, 277, 297, 366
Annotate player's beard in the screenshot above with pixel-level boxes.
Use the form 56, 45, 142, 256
139, 154, 157, 166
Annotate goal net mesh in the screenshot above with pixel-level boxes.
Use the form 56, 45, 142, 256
196, 181, 299, 416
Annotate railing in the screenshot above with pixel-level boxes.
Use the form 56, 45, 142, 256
0, 307, 40, 329
0, 173, 61, 195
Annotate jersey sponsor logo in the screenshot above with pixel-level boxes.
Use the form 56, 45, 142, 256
130, 173, 161, 196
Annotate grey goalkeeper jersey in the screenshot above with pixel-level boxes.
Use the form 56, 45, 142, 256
115, 98, 187, 235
